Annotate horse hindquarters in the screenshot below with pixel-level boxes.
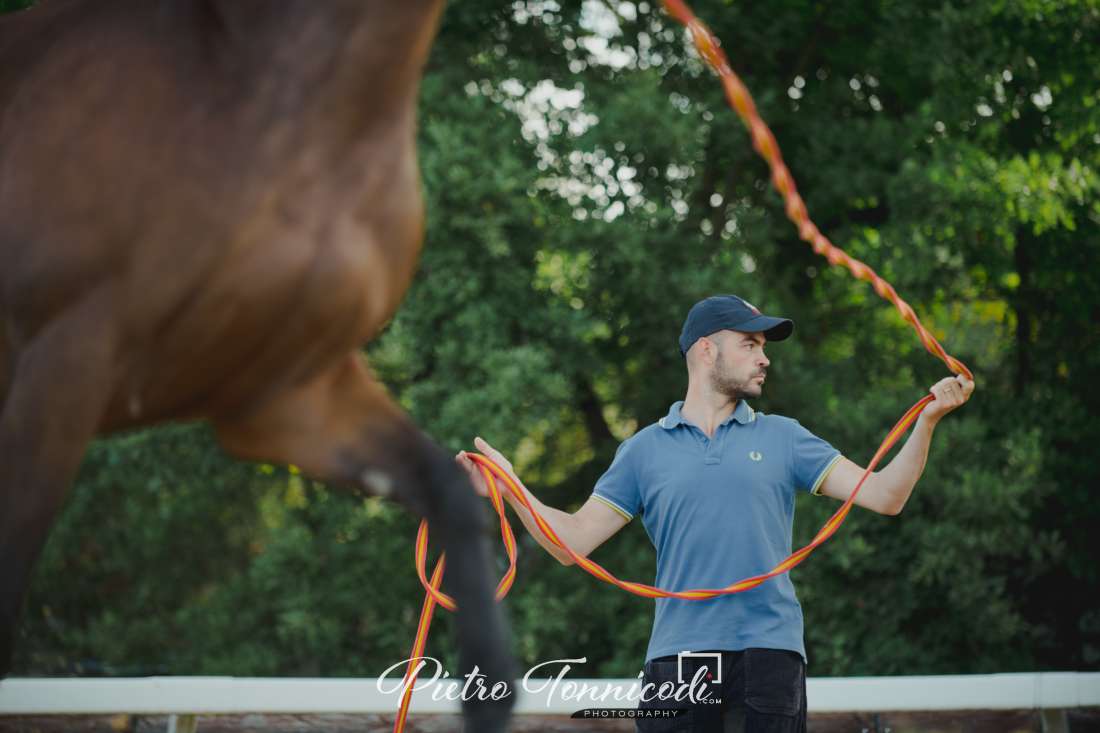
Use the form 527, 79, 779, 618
0, 297, 117, 676
215, 353, 515, 731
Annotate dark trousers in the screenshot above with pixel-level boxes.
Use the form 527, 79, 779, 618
635, 648, 807, 733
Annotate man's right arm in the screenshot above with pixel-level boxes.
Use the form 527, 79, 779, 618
503, 484, 630, 565
456, 437, 630, 565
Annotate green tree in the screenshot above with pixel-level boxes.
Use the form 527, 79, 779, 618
0, 0, 35, 14
19, 0, 1099, 678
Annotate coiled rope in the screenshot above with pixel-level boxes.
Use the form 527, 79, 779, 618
392, 1, 974, 729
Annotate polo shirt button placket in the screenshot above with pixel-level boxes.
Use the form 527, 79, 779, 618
695, 429, 710, 457
704, 425, 723, 465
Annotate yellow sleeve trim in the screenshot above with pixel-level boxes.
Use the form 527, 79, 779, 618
810, 454, 843, 496
592, 493, 634, 521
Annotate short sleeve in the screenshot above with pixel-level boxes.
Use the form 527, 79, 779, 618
789, 419, 842, 495
591, 438, 641, 520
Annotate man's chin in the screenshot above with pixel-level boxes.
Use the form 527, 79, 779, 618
728, 384, 762, 400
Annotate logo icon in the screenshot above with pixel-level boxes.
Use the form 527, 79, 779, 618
678, 651, 723, 684
749, 450, 763, 462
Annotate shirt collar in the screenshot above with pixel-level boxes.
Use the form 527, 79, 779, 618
658, 399, 755, 430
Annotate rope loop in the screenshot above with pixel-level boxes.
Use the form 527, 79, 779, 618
392, 1, 974, 728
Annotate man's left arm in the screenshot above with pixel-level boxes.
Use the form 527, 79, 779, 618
817, 374, 975, 515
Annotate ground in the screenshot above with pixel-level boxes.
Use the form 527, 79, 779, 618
2, 709, 1099, 733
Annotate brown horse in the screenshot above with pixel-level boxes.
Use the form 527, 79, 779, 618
0, 0, 514, 729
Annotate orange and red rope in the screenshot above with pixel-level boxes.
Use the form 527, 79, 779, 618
392, 2, 974, 729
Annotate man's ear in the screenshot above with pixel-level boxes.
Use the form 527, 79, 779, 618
705, 335, 723, 361
698, 337, 713, 363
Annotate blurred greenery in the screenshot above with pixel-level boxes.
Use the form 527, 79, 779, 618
11, 0, 1100, 678
0, 0, 34, 13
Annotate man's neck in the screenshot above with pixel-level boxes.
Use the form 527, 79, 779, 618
681, 384, 739, 438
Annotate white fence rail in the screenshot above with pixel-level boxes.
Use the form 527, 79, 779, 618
1, 672, 1097, 730
3, 672, 1099, 713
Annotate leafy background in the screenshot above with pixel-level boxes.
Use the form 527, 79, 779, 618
6, 0, 1099, 678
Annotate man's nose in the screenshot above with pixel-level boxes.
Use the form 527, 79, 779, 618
758, 352, 770, 368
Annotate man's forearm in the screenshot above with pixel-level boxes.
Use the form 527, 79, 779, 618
872, 413, 938, 514
502, 482, 577, 564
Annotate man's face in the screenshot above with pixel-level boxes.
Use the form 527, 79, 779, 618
707, 330, 769, 400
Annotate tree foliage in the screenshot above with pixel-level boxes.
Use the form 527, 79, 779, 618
0, 0, 34, 14
15, 0, 1100, 677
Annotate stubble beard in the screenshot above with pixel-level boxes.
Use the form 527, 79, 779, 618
711, 354, 763, 401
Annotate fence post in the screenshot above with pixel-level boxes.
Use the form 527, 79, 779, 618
1040, 708, 1068, 733
167, 714, 198, 733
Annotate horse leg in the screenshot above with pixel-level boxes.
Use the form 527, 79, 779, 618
0, 305, 116, 677
215, 352, 515, 732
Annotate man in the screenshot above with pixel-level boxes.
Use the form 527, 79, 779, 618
457, 294, 974, 732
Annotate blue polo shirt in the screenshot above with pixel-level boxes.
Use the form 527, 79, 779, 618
591, 399, 842, 664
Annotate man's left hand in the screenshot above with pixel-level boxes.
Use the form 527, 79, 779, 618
922, 375, 975, 425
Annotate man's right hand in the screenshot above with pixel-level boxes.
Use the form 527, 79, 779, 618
455, 436, 519, 499
456, 436, 632, 566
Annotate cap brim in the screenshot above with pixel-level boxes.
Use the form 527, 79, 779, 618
735, 315, 794, 341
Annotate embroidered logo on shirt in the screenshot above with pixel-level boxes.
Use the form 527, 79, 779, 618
749, 450, 763, 462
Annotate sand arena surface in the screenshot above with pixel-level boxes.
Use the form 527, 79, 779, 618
3, 709, 1100, 733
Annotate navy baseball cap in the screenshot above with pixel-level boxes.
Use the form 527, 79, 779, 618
679, 295, 794, 356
